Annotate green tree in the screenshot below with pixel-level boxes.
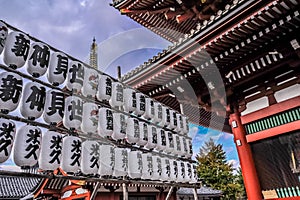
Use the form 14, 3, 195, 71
196, 138, 240, 199
235, 167, 247, 199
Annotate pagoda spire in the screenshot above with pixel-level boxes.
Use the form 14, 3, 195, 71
89, 37, 98, 69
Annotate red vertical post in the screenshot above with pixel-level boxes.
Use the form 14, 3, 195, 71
229, 111, 262, 200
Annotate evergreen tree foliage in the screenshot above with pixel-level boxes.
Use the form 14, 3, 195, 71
196, 138, 242, 199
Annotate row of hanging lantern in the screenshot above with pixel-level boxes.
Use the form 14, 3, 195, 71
0, 118, 197, 183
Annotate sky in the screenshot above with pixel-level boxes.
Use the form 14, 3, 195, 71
0, 0, 239, 171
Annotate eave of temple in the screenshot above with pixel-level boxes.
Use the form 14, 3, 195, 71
115, 0, 299, 131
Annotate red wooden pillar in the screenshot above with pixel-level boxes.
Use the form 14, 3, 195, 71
229, 110, 262, 200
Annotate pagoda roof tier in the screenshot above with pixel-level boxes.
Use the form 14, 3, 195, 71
117, 0, 300, 132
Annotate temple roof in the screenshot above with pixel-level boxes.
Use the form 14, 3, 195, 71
177, 186, 222, 196
114, 0, 300, 131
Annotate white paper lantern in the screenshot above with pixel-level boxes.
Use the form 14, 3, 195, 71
153, 102, 162, 123
0, 72, 22, 113
26, 42, 50, 77
39, 131, 62, 171
168, 110, 177, 130
113, 148, 128, 177
43, 89, 64, 124
13, 125, 42, 167
65, 61, 85, 92
123, 88, 136, 113
137, 121, 148, 146
63, 95, 83, 130
169, 159, 178, 182
61, 135, 82, 173
145, 125, 157, 149
97, 107, 113, 137
0, 119, 15, 163
96, 74, 112, 101
81, 67, 98, 98
81, 140, 100, 175
112, 112, 126, 141
160, 106, 170, 127
109, 82, 123, 107
20, 82, 46, 119
143, 98, 154, 119
175, 113, 184, 133
156, 128, 166, 151
135, 93, 145, 116
182, 115, 189, 134
125, 117, 139, 144
47, 51, 69, 86
151, 155, 162, 181
99, 145, 114, 176
0, 21, 8, 54
128, 151, 142, 179
160, 157, 171, 181
81, 102, 98, 135
141, 153, 153, 180
165, 131, 174, 154
3, 31, 30, 69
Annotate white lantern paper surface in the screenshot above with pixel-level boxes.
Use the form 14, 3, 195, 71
96, 74, 112, 101
66, 61, 85, 92
13, 125, 41, 167
151, 155, 162, 181
141, 153, 153, 180
0, 21, 8, 54
3, 31, 30, 69
153, 102, 163, 123
61, 135, 82, 173
81, 102, 98, 135
135, 93, 145, 116
165, 131, 174, 154
98, 107, 113, 137
182, 116, 189, 134
109, 82, 123, 107
137, 122, 148, 146
113, 148, 128, 177
39, 131, 62, 171
168, 110, 177, 130
125, 117, 139, 144
81, 67, 98, 98
160, 157, 171, 181
156, 128, 166, 151
20, 82, 46, 119
123, 88, 136, 113
27, 42, 50, 77
81, 140, 100, 175
128, 151, 142, 179
143, 98, 154, 119
0, 72, 22, 112
175, 113, 183, 133
112, 112, 126, 140
47, 51, 69, 86
63, 96, 83, 130
145, 125, 157, 149
99, 145, 114, 176
43, 89, 64, 124
169, 159, 178, 182
160, 106, 170, 127
0, 119, 15, 163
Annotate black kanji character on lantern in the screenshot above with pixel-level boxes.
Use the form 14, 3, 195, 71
140, 95, 145, 111
121, 150, 128, 170
29, 44, 50, 68
90, 143, 100, 169
70, 139, 81, 166
47, 91, 64, 117
137, 154, 142, 171
161, 130, 166, 146
106, 109, 113, 130
181, 163, 185, 178
133, 119, 139, 138
49, 135, 62, 164
173, 161, 178, 177
166, 109, 170, 123
152, 127, 157, 144
132, 92, 136, 108
158, 105, 162, 119
120, 114, 126, 134
168, 132, 174, 148
105, 78, 112, 96
150, 100, 154, 115
0, 75, 22, 103
110, 147, 115, 169
176, 137, 181, 151
173, 113, 177, 126
166, 160, 170, 177
68, 99, 83, 121
116, 84, 123, 102
143, 124, 148, 141
11, 33, 30, 60
69, 63, 84, 85
0, 122, 14, 156
26, 85, 46, 111
147, 156, 153, 175
54, 54, 68, 78
0, 26, 8, 48
157, 158, 162, 176
187, 164, 192, 178
25, 129, 41, 159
